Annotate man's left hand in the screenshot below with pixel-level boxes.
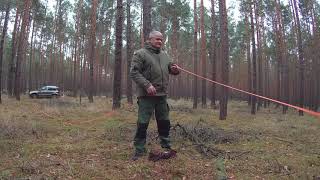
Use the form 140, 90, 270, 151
170, 64, 180, 75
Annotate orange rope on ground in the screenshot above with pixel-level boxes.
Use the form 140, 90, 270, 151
177, 66, 320, 118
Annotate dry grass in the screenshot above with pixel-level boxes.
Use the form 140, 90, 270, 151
0, 96, 319, 179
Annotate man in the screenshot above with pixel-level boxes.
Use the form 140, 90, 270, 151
129, 31, 180, 160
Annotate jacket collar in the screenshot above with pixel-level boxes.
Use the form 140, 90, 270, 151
145, 42, 161, 54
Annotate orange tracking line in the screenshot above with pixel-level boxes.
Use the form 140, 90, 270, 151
177, 66, 320, 118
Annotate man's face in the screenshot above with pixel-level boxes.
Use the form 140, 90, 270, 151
149, 33, 163, 49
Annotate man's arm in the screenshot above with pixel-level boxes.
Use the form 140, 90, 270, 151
129, 52, 152, 89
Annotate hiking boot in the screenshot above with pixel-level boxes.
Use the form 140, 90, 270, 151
148, 149, 177, 162
131, 151, 145, 161
162, 149, 177, 159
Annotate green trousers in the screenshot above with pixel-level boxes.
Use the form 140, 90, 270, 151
134, 96, 171, 153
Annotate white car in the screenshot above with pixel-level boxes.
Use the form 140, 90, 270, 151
29, 86, 61, 98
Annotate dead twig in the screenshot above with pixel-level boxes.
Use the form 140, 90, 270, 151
273, 137, 294, 144
228, 151, 251, 160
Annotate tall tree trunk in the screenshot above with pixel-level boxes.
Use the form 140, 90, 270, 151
88, 0, 98, 103
281, 28, 289, 113
50, 0, 59, 84
23, 10, 33, 93
264, 56, 270, 108
273, 19, 281, 108
292, 0, 305, 115
143, 0, 152, 42
250, 1, 257, 115
37, 1, 48, 87
275, 0, 288, 113
255, 4, 263, 110
159, 2, 167, 39
28, 19, 36, 92
312, 4, 319, 111
193, 0, 198, 109
37, 29, 43, 88
210, 0, 217, 108
96, 31, 103, 96
200, 0, 207, 108
219, 0, 229, 120
126, 0, 133, 104
112, 0, 124, 109
79, 35, 85, 104
262, 23, 269, 108
104, 27, 111, 96
104, 14, 113, 97
7, 6, 20, 97
310, 2, 318, 111
0, 4, 10, 103
60, 43, 64, 89
57, 0, 64, 89
73, 0, 83, 97
245, 14, 252, 105
14, 0, 32, 100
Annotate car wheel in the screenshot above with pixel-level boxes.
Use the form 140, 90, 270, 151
52, 94, 58, 98
30, 94, 37, 99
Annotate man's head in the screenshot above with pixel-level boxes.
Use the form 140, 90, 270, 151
148, 31, 163, 49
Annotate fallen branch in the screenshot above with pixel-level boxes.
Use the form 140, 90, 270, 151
172, 123, 225, 158
273, 137, 294, 144
172, 123, 252, 160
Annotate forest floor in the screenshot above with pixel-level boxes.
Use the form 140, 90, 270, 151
0, 96, 319, 179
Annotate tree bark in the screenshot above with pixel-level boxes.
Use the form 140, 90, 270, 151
193, 0, 198, 109
14, 0, 32, 100
88, 0, 98, 103
0, 4, 10, 103
73, 0, 83, 97
143, 0, 152, 42
275, 0, 288, 113
112, 0, 124, 109
210, 0, 217, 108
126, 0, 133, 104
28, 19, 36, 92
292, 0, 305, 115
104, 14, 113, 97
7, 6, 20, 97
219, 0, 229, 120
255, 3, 263, 110
245, 13, 252, 105
200, 0, 207, 108
250, 1, 257, 115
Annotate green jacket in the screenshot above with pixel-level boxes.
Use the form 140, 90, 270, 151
130, 43, 179, 97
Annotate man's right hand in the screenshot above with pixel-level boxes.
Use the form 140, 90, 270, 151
146, 85, 157, 95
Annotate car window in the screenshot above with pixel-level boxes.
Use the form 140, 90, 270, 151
48, 88, 58, 91
41, 87, 47, 90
